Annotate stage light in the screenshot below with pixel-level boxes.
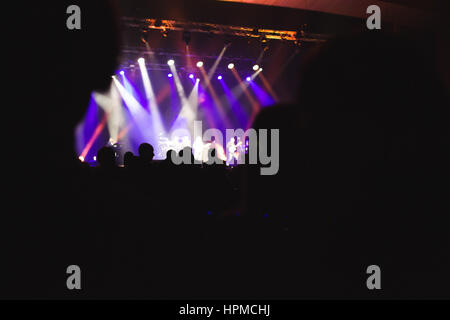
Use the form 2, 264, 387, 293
253, 64, 260, 71
196, 61, 204, 68
246, 77, 251, 82
196, 78, 200, 82
167, 59, 175, 66
228, 63, 234, 70
207, 46, 228, 80
119, 71, 125, 76
138, 56, 167, 141
217, 75, 223, 80
189, 74, 195, 79
138, 57, 145, 64
168, 73, 173, 78
259, 68, 263, 72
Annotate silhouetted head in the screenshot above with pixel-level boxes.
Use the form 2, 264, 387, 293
97, 147, 116, 168
138, 143, 155, 163
123, 151, 135, 168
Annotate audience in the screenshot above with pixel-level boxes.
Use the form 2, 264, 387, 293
97, 147, 117, 169
138, 143, 155, 167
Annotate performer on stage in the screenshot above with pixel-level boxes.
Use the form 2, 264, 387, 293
227, 136, 243, 165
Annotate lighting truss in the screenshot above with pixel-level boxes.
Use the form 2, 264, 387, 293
122, 17, 328, 43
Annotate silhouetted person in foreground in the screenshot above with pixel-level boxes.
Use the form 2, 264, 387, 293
248, 31, 450, 298
4, 1, 120, 299
138, 143, 155, 169
97, 147, 116, 169
124, 151, 137, 169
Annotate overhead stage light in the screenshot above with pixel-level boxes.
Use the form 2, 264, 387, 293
168, 73, 173, 78
138, 57, 145, 64
246, 76, 251, 82
196, 61, 204, 68
253, 64, 260, 71
217, 75, 223, 80
119, 71, 125, 76
189, 74, 195, 79
228, 63, 234, 70
167, 59, 175, 66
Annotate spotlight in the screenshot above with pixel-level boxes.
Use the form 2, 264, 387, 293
196, 78, 200, 82
167, 59, 175, 66
138, 57, 145, 64
228, 63, 234, 70
189, 74, 195, 79
168, 73, 173, 78
253, 64, 260, 71
246, 77, 251, 82
217, 75, 223, 80
259, 68, 263, 72
119, 71, 125, 76
196, 61, 204, 68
